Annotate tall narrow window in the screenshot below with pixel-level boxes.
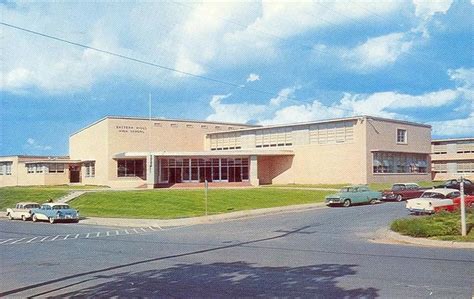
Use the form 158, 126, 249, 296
397, 129, 407, 143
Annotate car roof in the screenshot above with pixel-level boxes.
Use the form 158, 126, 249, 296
17, 202, 40, 205
424, 188, 460, 195
42, 203, 69, 207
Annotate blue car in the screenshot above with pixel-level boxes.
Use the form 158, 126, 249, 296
31, 203, 80, 224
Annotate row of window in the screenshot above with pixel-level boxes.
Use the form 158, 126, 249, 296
154, 122, 238, 131
27, 163, 65, 174
373, 152, 428, 174
158, 158, 249, 183
209, 132, 242, 150
0, 162, 12, 175
309, 120, 355, 144
432, 162, 474, 173
117, 159, 146, 178
432, 142, 474, 154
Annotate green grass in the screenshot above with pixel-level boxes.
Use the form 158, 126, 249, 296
69, 188, 332, 219
0, 185, 109, 210
268, 181, 440, 191
390, 209, 474, 242
0, 187, 69, 210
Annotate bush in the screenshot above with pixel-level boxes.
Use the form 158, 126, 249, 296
391, 210, 473, 238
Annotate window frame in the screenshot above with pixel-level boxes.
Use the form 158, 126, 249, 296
396, 128, 407, 144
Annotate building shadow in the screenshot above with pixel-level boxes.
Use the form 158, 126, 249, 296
49, 262, 378, 298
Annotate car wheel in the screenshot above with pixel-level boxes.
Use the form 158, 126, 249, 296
32, 214, 38, 222
49, 217, 55, 224
7, 213, 13, 220
343, 199, 351, 207
396, 195, 403, 202
21, 215, 27, 221
369, 199, 377, 205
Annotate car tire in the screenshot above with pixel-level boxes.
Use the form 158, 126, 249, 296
49, 217, 55, 224
369, 199, 377, 205
343, 199, 351, 207
21, 215, 27, 221
32, 214, 38, 222
396, 195, 403, 202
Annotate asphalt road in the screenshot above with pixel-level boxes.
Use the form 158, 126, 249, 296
0, 202, 473, 298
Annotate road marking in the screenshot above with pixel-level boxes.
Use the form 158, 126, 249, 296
0, 239, 14, 244
133, 228, 139, 234
115, 230, 119, 235
26, 237, 39, 243
148, 226, 156, 231
10, 238, 26, 244
86, 233, 90, 238
125, 229, 129, 234
63, 234, 70, 240
140, 228, 147, 232
40, 236, 49, 242
51, 235, 60, 241
74, 234, 79, 239
96, 232, 100, 237
106, 231, 110, 237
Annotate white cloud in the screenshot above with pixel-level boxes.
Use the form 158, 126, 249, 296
207, 93, 267, 123
343, 32, 414, 71
413, 0, 454, 19
246, 73, 260, 82
25, 138, 52, 151
430, 112, 474, 136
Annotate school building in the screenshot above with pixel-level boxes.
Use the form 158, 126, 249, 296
0, 115, 434, 188
431, 138, 474, 181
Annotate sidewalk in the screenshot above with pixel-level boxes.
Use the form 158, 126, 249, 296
371, 228, 474, 249
78, 202, 328, 227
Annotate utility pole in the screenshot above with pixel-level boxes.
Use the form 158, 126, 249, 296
205, 179, 208, 216
460, 177, 466, 237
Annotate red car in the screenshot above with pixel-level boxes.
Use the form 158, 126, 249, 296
433, 195, 474, 213
382, 183, 427, 202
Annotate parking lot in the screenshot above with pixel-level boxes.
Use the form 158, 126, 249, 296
1, 202, 473, 298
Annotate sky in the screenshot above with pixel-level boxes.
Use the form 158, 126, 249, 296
0, 0, 473, 156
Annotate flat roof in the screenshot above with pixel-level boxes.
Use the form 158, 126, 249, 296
432, 137, 474, 143
206, 115, 431, 135
70, 116, 259, 137
0, 155, 70, 160
113, 149, 294, 159
23, 159, 82, 164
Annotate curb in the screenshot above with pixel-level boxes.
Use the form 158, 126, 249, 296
372, 228, 474, 249
77, 202, 328, 227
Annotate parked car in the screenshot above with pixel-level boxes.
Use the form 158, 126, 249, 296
31, 203, 79, 224
406, 188, 461, 214
6, 202, 41, 221
451, 195, 474, 210
434, 179, 474, 195
325, 185, 382, 207
381, 183, 427, 202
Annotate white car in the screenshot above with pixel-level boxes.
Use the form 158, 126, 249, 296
6, 202, 41, 221
406, 188, 460, 214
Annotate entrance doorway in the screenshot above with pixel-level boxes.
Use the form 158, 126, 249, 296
69, 165, 80, 183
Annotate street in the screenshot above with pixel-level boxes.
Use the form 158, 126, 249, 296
0, 202, 473, 298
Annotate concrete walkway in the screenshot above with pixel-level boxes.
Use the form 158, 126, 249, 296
79, 202, 328, 227
371, 228, 474, 249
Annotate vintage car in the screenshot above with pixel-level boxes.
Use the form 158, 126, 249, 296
6, 202, 41, 221
31, 203, 80, 224
325, 185, 382, 207
406, 188, 461, 214
434, 179, 474, 195
381, 183, 427, 201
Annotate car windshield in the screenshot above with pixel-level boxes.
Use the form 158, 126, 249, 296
52, 205, 70, 210
421, 192, 445, 199
392, 184, 406, 191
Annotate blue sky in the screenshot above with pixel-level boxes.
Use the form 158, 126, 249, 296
1, 0, 473, 156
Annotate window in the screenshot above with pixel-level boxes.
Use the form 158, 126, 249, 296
373, 152, 428, 174
27, 163, 44, 174
397, 129, 407, 143
186, 124, 194, 128
84, 162, 95, 177
48, 164, 64, 173
0, 162, 12, 175
117, 159, 146, 178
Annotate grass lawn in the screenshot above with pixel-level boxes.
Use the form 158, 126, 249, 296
69, 188, 332, 219
0, 185, 109, 210
267, 181, 440, 191
390, 209, 474, 242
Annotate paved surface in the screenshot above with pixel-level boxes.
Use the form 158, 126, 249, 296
0, 202, 473, 298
